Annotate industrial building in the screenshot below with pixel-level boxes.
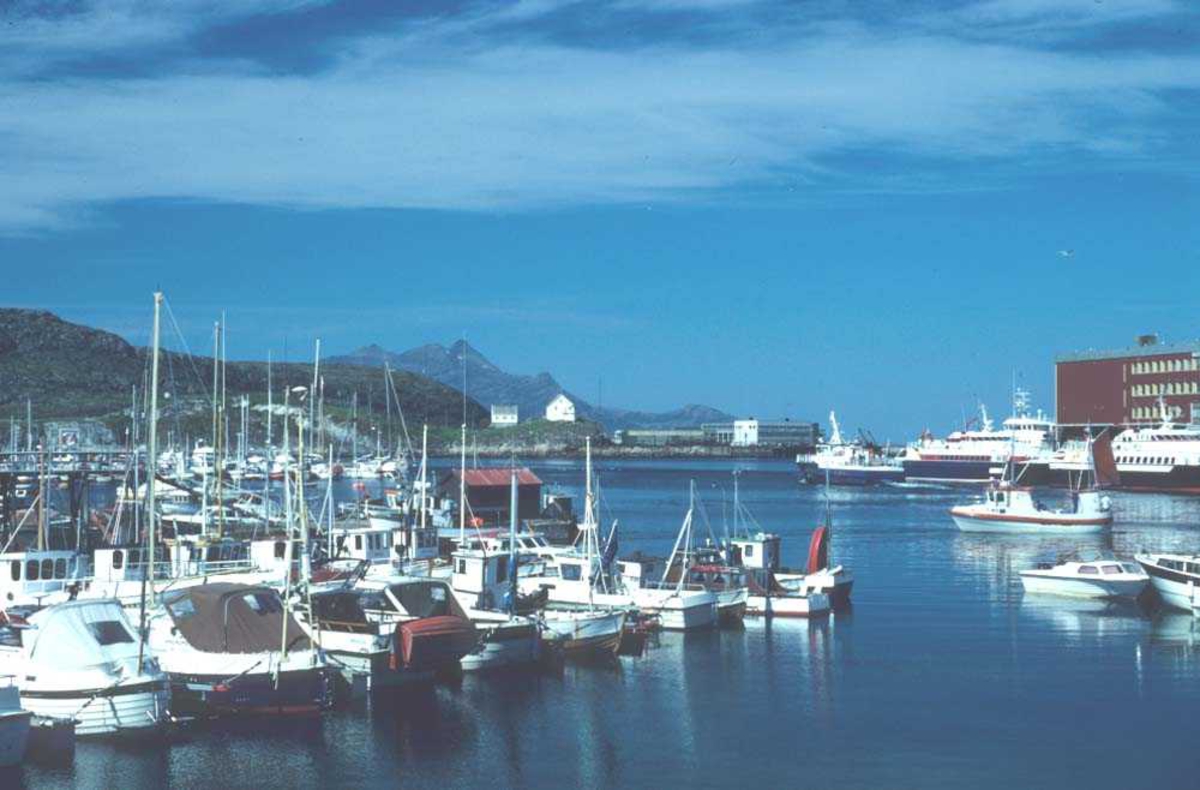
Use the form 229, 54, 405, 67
1055, 336, 1200, 427
490, 404, 519, 426
613, 428, 704, 447
730, 419, 820, 449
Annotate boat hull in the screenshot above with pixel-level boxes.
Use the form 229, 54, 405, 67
1137, 559, 1200, 612
18, 680, 169, 737
903, 459, 996, 484
459, 622, 541, 672
745, 592, 831, 618
800, 463, 904, 486
541, 611, 626, 656
0, 711, 32, 767
166, 667, 330, 717
951, 511, 1111, 535
1019, 573, 1147, 599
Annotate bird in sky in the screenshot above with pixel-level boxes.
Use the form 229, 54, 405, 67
1058, 249, 1075, 258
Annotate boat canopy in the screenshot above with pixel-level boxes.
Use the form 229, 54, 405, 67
25, 599, 142, 672
161, 583, 310, 654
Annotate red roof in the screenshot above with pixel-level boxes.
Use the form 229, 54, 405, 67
449, 468, 543, 488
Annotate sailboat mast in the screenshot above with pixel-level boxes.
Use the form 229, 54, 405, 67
459, 422, 467, 545
509, 465, 518, 612
420, 425, 428, 532
138, 291, 162, 673
266, 350, 273, 449
310, 339, 320, 454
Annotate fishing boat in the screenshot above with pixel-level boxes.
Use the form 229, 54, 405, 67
950, 434, 1116, 535
950, 484, 1112, 534
1020, 553, 1148, 599
0, 681, 32, 767
0, 548, 89, 607
0, 600, 170, 736
796, 411, 904, 486
447, 467, 543, 671
147, 582, 332, 717
1134, 553, 1200, 612
302, 578, 476, 692
722, 473, 849, 610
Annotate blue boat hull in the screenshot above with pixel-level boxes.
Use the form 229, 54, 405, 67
901, 459, 996, 484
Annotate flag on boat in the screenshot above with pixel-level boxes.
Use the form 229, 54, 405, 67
601, 523, 619, 570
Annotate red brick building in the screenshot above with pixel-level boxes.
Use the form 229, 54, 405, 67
1056, 338, 1200, 428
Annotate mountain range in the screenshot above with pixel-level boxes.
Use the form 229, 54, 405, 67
0, 310, 488, 432
328, 340, 732, 431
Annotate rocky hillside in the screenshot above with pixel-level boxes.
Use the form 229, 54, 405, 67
329, 340, 733, 430
0, 309, 488, 434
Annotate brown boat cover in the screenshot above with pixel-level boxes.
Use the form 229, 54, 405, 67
162, 582, 311, 654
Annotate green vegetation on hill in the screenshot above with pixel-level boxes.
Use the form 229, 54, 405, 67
0, 309, 488, 445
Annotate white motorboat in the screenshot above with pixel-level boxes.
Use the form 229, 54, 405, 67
1020, 554, 1149, 599
950, 484, 1112, 534
1, 600, 170, 736
147, 582, 331, 717
1135, 553, 1200, 612
300, 579, 476, 691
0, 681, 32, 767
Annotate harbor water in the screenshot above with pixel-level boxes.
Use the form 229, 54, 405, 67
11, 458, 1200, 789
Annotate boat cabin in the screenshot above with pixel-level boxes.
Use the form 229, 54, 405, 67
616, 554, 665, 590
393, 526, 439, 563
728, 534, 782, 571
1, 550, 88, 603
451, 549, 516, 610
91, 546, 168, 583
331, 525, 394, 565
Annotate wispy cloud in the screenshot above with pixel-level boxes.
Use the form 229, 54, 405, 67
0, 0, 1197, 233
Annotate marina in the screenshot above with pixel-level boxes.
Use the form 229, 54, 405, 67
4, 457, 1200, 788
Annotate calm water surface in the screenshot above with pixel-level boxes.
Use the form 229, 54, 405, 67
11, 458, 1200, 789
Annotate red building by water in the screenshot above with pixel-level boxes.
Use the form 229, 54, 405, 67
1055, 336, 1200, 428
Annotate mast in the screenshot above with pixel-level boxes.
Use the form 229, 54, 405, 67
459, 422, 467, 546
138, 291, 162, 673
25, 398, 31, 452
508, 464, 518, 614
37, 442, 46, 551
310, 339, 320, 454
266, 350, 273, 450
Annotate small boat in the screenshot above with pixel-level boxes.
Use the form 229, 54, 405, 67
950, 484, 1113, 534
951, 434, 1116, 535
538, 608, 627, 657
1135, 553, 1200, 612
148, 583, 331, 717
301, 579, 476, 692
0, 681, 32, 767
1020, 553, 1149, 599
1, 600, 170, 736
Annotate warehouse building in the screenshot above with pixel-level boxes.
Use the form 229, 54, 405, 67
613, 428, 705, 447
1055, 335, 1200, 428
731, 419, 820, 449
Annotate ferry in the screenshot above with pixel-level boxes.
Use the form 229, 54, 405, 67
902, 392, 1055, 485
1027, 400, 1200, 493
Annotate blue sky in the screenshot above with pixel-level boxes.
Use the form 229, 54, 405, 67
2, 0, 1198, 439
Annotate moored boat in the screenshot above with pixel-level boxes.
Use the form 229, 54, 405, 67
0, 681, 32, 767
1135, 553, 1200, 612
1020, 553, 1149, 599
148, 583, 331, 717
1, 600, 170, 736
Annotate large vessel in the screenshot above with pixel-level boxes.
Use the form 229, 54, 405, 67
1028, 400, 1200, 493
902, 391, 1056, 485
796, 412, 904, 486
